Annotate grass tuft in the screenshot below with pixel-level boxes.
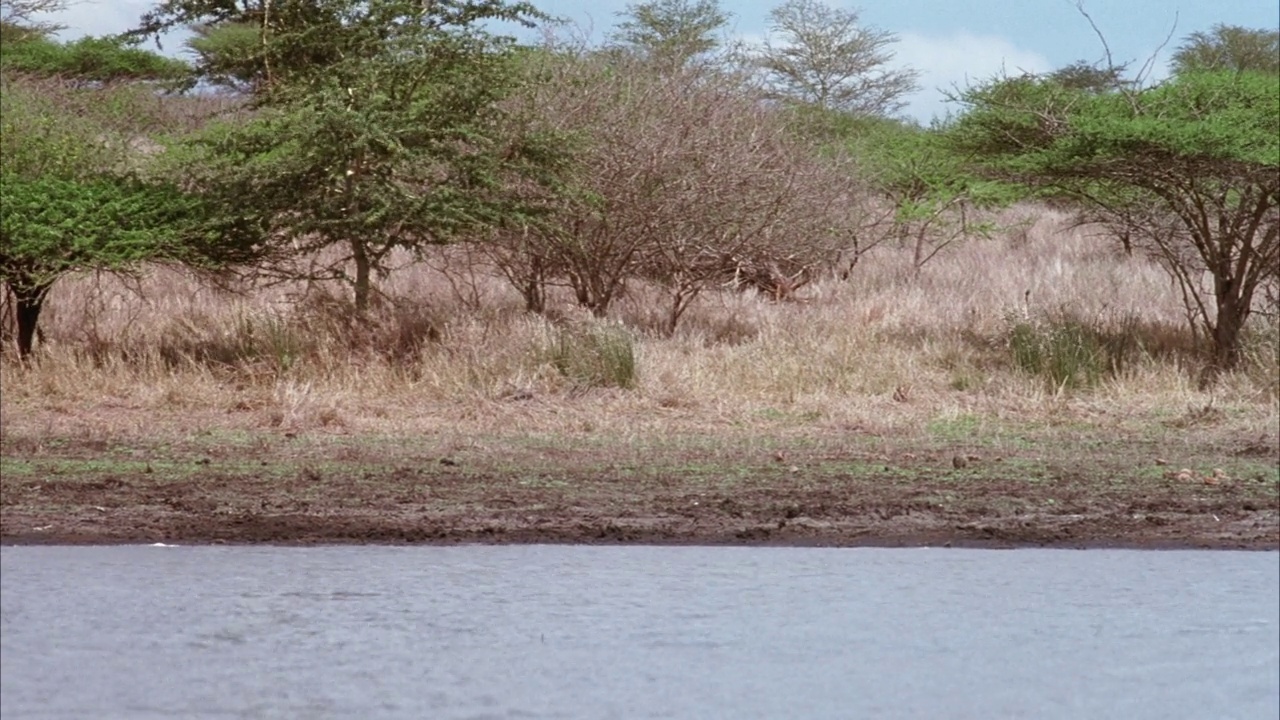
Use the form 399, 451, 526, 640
546, 322, 638, 390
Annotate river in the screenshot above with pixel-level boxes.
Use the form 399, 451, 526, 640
2, 545, 1277, 719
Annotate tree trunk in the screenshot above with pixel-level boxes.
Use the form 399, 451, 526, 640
351, 238, 371, 314
9, 277, 53, 359
522, 255, 546, 314
666, 291, 687, 336
1209, 296, 1246, 374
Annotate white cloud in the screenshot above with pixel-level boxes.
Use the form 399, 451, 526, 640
892, 31, 1053, 124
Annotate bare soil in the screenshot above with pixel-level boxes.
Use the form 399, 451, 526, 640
3, 426, 1276, 549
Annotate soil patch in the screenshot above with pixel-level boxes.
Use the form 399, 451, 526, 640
3, 430, 1276, 549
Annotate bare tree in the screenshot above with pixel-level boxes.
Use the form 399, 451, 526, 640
1171, 24, 1279, 76
487, 46, 865, 332
0, 0, 67, 40
754, 0, 919, 116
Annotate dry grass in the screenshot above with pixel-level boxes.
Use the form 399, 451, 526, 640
2, 206, 1277, 448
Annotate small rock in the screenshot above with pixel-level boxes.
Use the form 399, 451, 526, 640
1154, 458, 1168, 466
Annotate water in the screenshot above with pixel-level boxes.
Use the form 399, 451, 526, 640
1, 546, 1276, 720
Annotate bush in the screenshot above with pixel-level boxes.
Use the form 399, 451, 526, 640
1007, 312, 1125, 390
488, 46, 864, 330
1004, 307, 1207, 391
1238, 317, 1280, 399
157, 309, 310, 374
547, 322, 637, 389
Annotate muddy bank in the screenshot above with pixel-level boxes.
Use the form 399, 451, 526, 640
4, 466, 1276, 549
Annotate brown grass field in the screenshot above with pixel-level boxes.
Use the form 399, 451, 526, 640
2, 207, 1277, 547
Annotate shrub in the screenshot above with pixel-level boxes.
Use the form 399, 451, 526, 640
488, 45, 864, 330
547, 322, 637, 389
157, 309, 310, 374
1007, 313, 1108, 390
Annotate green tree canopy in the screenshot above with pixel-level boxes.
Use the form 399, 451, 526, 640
607, 0, 730, 69
0, 75, 256, 357
132, 0, 545, 100
949, 69, 1279, 376
0, 33, 190, 83
153, 0, 564, 312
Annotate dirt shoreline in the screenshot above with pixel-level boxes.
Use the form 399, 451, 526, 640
3, 423, 1277, 551
4, 527, 1277, 551
4, 471, 1277, 550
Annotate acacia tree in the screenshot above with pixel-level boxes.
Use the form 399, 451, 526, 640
754, 0, 918, 116
1171, 24, 1279, 75
849, 120, 1014, 271
1, 33, 189, 83
0, 18, 240, 358
0, 70, 253, 358
136, 0, 564, 314
607, 0, 730, 69
949, 69, 1279, 378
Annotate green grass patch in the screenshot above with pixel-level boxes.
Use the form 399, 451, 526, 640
546, 323, 638, 389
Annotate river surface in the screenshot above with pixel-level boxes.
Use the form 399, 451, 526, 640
1, 545, 1276, 719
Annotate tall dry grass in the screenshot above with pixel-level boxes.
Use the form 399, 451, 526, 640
2, 206, 1276, 441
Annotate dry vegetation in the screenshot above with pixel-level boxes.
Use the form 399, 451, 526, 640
4, 205, 1277, 547
3, 4, 1275, 546
2, 205, 1276, 441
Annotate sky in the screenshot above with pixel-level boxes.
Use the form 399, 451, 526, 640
37, 0, 1280, 123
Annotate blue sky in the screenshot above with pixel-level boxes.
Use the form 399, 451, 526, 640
42, 0, 1280, 122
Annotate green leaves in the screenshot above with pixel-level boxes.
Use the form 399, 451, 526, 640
134, 0, 546, 100
0, 33, 189, 83
0, 174, 206, 285
947, 66, 1279, 372
1064, 72, 1278, 168
159, 0, 564, 311
950, 70, 1279, 186
0, 71, 263, 294
608, 0, 730, 68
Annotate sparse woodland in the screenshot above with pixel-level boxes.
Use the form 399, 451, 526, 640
1, 0, 1277, 442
